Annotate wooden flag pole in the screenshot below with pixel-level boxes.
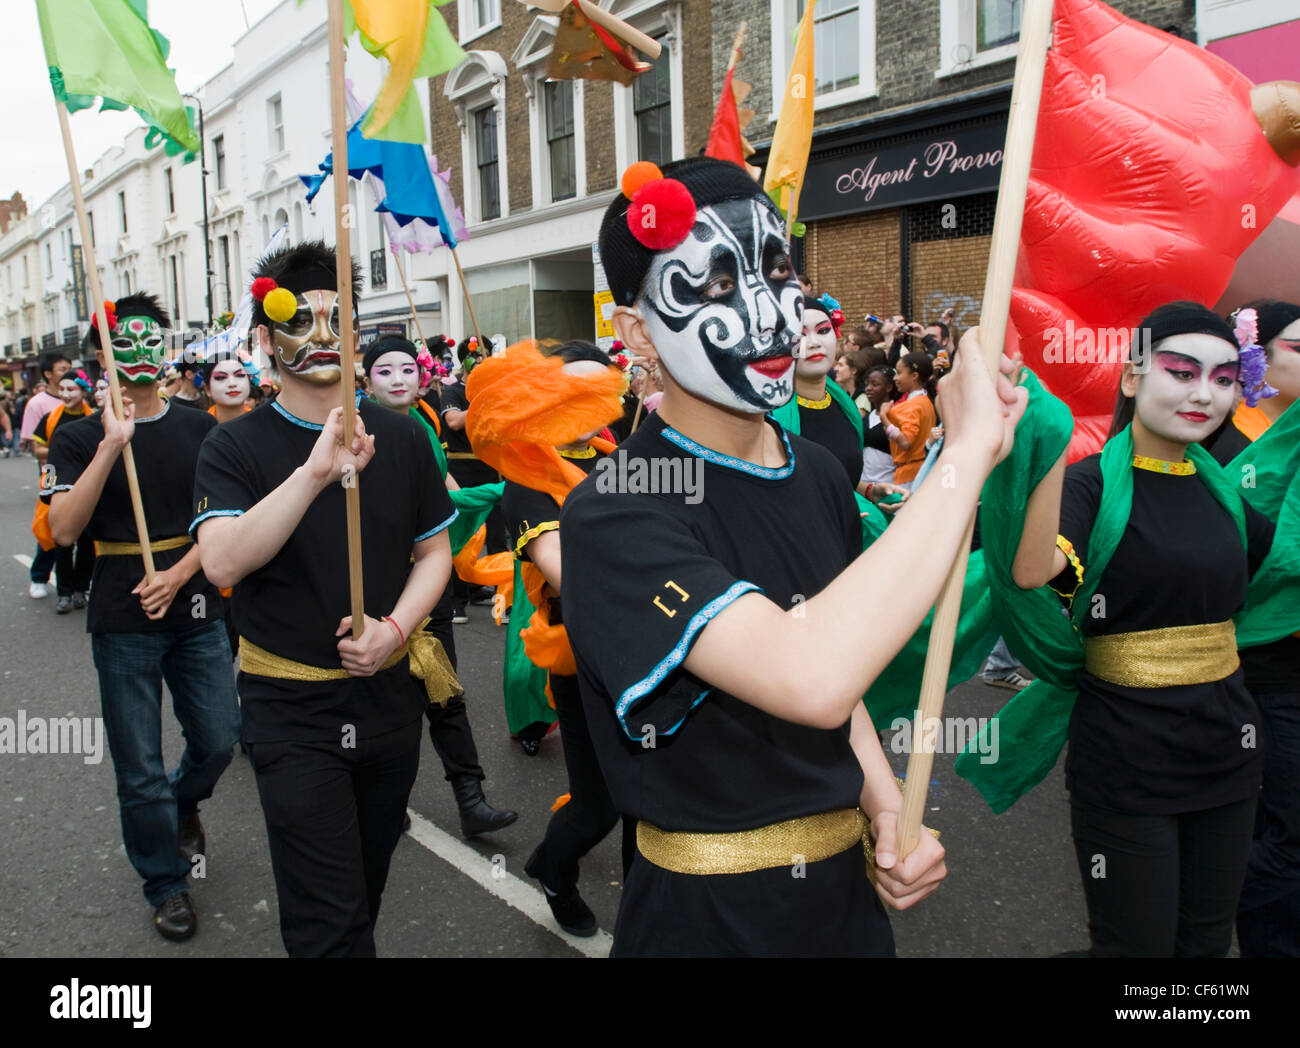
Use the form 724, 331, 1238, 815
450, 246, 485, 350
54, 99, 155, 583
393, 251, 430, 348
726, 21, 747, 74
896, 0, 1055, 861
327, 0, 366, 639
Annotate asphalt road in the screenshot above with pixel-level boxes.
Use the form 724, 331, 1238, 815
0, 449, 1088, 957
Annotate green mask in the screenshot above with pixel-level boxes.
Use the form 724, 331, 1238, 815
110, 315, 166, 385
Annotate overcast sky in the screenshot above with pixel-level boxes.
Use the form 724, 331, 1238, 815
3, 0, 283, 211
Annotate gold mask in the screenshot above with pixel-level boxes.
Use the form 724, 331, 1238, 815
269, 290, 357, 386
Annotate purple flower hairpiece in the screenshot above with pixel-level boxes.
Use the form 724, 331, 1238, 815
1232, 307, 1278, 408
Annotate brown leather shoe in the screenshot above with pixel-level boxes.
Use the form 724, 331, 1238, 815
154, 891, 197, 941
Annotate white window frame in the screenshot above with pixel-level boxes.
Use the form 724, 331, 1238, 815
1197, 0, 1296, 45
605, 0, 685, 175
936, 0, 1021, 79
514, 17, 587, 208
770, 0, 877, 119
458, 0, 503, 46
268, 93, 285, 155
445, 51, 511, 224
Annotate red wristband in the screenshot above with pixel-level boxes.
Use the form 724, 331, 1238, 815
383, 615, 405, 646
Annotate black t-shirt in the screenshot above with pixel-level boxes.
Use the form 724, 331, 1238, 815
42, 402, 221, 634
191, 398, 457, 742
168, 392, 205, 410
501, 450, 603, 632
799, 399, 862, 488
32, 403, 93, 444
439, 380, 498, 486
1051, 454, 1272, 813
560, 413, 865, 833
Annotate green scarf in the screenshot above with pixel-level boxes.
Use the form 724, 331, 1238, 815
408, 403, 449, 480
503, 556, 557, 735
954, 373, 1300, 813
447, 481, 505, 556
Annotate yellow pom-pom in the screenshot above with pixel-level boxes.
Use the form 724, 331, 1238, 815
621, 161, 662, 200
263, 287, 298, 324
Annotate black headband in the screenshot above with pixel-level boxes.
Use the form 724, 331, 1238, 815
1137, 301, 1238, 356
363, 335, 419, 375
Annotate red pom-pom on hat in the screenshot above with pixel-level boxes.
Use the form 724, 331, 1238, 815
101, 300, 118, 331
250, 277, 277, 302
627, 177, 697, 251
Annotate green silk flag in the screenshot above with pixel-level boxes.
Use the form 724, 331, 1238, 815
502, 557, 556, 736
447, 481, 504, 557
37, 0, 199, 156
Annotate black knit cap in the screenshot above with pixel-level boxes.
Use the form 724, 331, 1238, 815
199, 348, 242, 383
1240, 298, 1300, 347
250, 240, 363, 331
363, 335, 419, 375
598, 157, 779, 307
1136, 301, 1238, 357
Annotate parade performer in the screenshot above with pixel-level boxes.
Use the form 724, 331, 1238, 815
202, 350, 255, 425
467, 339, 625, 937
192, 242, 458, 957
43, 292, 240, 942
364, 334, 518, 839
22, 351, 70, 599
559, 157, 1023, 956
965, 302, 1300, 957
1210, 300, 1300, 957
32, 370, 95, 613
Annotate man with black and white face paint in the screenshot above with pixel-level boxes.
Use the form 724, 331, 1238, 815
561, 158, 1027, 957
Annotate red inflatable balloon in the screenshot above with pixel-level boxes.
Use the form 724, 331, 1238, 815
1010, 0, 1300, 460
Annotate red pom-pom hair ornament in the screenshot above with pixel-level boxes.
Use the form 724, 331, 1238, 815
624, 164, 696, 252
250, 277, 278, 301
101, 300, 118, 332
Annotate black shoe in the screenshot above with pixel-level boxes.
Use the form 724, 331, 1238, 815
470, 586, 496, 606
540, 883, 597, 937
154, 891, 197, 941
451, 776, 518, 837
178, 813, 205, 863
56, 595, 72, 614
72, 591, 87, 610
451, 606, 469, 625
517, 720, 549, 757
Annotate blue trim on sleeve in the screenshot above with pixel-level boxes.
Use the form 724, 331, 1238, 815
660, 419, 795, 480
271, 400, 324, 431
189, 508, 245, 536
415, 508, 458, 542
614, 580, 760, 740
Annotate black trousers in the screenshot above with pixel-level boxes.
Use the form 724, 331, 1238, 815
1071, 794, 1257, 957
423, 586, 485, 783
247, 718, 421, 957
54, 532, 94, 596
524, 672, 619, 894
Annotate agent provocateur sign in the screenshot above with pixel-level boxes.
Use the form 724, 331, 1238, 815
799, 120, 1008, 220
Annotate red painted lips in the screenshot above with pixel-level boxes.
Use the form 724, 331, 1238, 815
748, 356, 794, 377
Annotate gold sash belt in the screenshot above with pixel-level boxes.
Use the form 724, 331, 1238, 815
636, 809, 867, 876
94, 535, 191, 556
1083, 620, 1239, 688
238, 628, 463, 706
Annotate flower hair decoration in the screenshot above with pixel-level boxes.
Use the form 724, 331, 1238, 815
817, 292, 845, 337
1232, 307, 1279, 407
250, 277, 298, 325
101, 300, 118, 333
621, 161, 697, 251
416, 345, 435, 384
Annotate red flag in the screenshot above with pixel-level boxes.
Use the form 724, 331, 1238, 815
706, 68, 760, 179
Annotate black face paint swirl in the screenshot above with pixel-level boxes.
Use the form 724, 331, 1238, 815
639, 197, 802, 413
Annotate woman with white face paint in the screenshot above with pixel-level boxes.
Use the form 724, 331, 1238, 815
1008, 301, 1295, 957
201, 353, 253, 425
1206, 300, 1300, 957
560, 157, 1027, 957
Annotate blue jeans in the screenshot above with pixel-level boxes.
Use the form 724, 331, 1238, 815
30, 542, 57, 584
981, 636, 1020, 680
92, 620, 242, 906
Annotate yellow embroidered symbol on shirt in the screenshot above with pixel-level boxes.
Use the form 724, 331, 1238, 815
196, 496, 208, 514
652, 580, 690, 618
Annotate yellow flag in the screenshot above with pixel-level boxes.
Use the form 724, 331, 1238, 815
763, 0, 816, 230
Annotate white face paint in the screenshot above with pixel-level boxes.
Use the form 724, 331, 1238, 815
94, 379, 109, 408
208, 362, 250, 407
637, 197, 802, 413
1265, 317, 1300, 403
796, 306, 837, 383
368, 351, 420, 410
57, 378, 84, 408
1134, 332, 1239, 444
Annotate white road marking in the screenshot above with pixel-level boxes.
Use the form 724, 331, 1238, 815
404, 809, 612, 958
14, 554, 33, 569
